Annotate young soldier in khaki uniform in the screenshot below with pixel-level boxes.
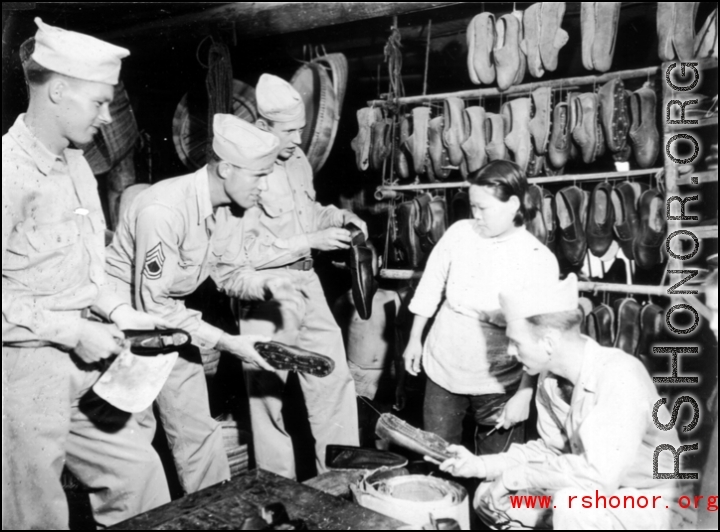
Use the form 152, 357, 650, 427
2, 19, 170, 529
240, 74, 364, 478
437, 274, 681, 530
105, 115, 300, 494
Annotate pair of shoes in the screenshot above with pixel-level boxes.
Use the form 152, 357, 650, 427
346, 224, 377, 320
521, 2, 569, 79
254, 342, 335, 377
394, 194, 447, 268
375, 413, 454, 463
581, 3, 621, 72
657, 2, 699, 61
351, 107, 383, 171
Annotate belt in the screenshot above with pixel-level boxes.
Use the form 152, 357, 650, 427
280, 258, 314, 271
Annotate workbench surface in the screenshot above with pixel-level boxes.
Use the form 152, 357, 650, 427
110, 469, 407, 530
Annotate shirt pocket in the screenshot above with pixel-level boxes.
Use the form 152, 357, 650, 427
25, 220, 81, 253
260, 193, 296, 219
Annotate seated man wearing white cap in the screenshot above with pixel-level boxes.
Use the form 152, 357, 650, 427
238, 73, 362, 478
436, 274, 682, 530
3, 19, 171, 529
105, 115, 302, 494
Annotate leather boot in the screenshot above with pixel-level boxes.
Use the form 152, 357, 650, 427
587, 181, 615, 258
673, 2, 699, 61
404, 107, 431, 175
451, 191, 471, 223
571, 92, 604, 164
539, 2, 569, 73
346, 224, 377, 320
428, 116, 452, 180
633, 188, 666, 270
502, 97, 533, 173
443, 97, 467, 166
591, 2, 621, 72
548, 101, 571, 169
556, 186, 589, 266
628, 85, 660, 169
542, 187, 557, 253
369, 118, 392, 172
485, 112, 509, 161
394, 199, 426, 268
395, 115, 412, 179
611, 182, 641, 260
495, 13, 525, 91
461, 106, 487, 174
521, 3, 544, 78
694, 8, 718, 59
351, 107, 382, 171
468, 13, 496, 85
637, 303, 664, 357
598, 78, 629, 156
586, 303, 615, 347
581, 2, 596, 70
529, 86, 553, 155
613, 298, 641, 356
525, 184, 547, 244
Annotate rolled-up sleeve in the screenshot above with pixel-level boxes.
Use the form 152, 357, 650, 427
407, 225, 457, 318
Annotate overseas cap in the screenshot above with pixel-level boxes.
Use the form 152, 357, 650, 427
256, 73, 305, 123
500, 274, 579, 323
212, 114, 280, 172
31, 18, 129, 85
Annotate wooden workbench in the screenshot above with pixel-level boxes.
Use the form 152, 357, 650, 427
110, 469, 407, 530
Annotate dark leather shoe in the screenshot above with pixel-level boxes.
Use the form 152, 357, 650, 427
628, 85, 660, 169
124, 329, 191, 356
375, 413, 453, 462
613, 298, 641, 356
548, 101, 571, 169
525, 184, 547, 244
254, 341, 335, 377
585, 304, 615, 347
451, 191, 471, 223
556, 186, 589, 266
416, 195, 447, 253
394, 199, 426, 268
637, 303, 664, 357
633, 188, 667, 270
611, 182, 641, 260
598, 78, 630, 156
428, 116, 451, 180
325, 444, 408, 470
443, 97, 466, 166
542, 187, 557, 253
346, 224, 377, 320
587, 182, 615, 258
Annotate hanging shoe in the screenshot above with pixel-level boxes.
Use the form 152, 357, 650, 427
346, 224, 377, 320
404, 107, 431, 176
395, 115, 412, 180
598, 78, 630, 156
628, 85, 660, 169
611, 181, 641, 261
548, 101, 571, 169
502, 97, 533, 173
633, 188, 667, 270
394, 199, 426, 269
428, 116, 452, 180
521, 3, 544, 78
468, 13, 496, 85
417, 195, 447, 254
672, 2, 699, 61
539, 2, 569, 73
637, 303, 664, 357
350, 107, 382, 171
525, 184, 547, 244
587, 181, 616, 258
694, 8, 718, 59
613, 298, 641, 356
369, 118, 392, 172
571, 92, 603, 164
542, 187, 558, 253
443, 97, 467, 166
586, 303, 615, 347
556, 186, 589, 267
485, 112, 509, 161
657, 2, 676, 61
495, 13, 525, 91
581, 2, 596, 70
591, 2, 621, 72
527, 152, 546, 177
529, 86, 553, 155
461, 106, 487, 174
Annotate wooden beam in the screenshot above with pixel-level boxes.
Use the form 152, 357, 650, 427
99, 2, 459, 43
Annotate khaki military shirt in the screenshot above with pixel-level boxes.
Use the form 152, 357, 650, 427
243, 149, 345, 269
483, 338, 680, 496
2, 115, 124, 349
105, 167, 281, 350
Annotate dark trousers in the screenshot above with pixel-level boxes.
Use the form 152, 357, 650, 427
424, 376, 525, 455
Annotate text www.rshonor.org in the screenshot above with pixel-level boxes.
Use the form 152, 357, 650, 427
508, 493, 719, 511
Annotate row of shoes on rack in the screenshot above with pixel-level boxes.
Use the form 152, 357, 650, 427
658, 4, 718, 61
393, 194, 447, 269
524, 181, 667, 269
579, 297, 664, 360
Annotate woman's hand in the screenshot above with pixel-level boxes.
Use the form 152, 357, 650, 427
402, 338, 423, 377
495, 387, 533, 429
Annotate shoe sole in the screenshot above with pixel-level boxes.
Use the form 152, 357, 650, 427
255, 342, 335, 377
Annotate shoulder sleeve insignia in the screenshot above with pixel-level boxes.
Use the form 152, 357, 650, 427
142, 243, 166, 280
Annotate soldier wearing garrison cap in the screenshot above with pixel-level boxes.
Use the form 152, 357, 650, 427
3, 19, 171, 529
238, 73, 363, 478
435, 274, 682, 530
105, 114, 303, 495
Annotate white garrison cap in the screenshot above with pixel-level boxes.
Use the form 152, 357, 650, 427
212, 114, 280, 172
256, 73, 305, 123
31, 18, 129, 85
500, 274, 579, 323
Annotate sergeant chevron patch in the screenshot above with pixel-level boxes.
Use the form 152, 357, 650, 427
143, 243, 165, 280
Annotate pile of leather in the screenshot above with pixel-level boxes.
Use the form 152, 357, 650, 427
523, 180, 667, 269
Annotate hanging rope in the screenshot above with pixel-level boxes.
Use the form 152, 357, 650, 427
206, 38, 234, 159
384, 18, 405, 107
